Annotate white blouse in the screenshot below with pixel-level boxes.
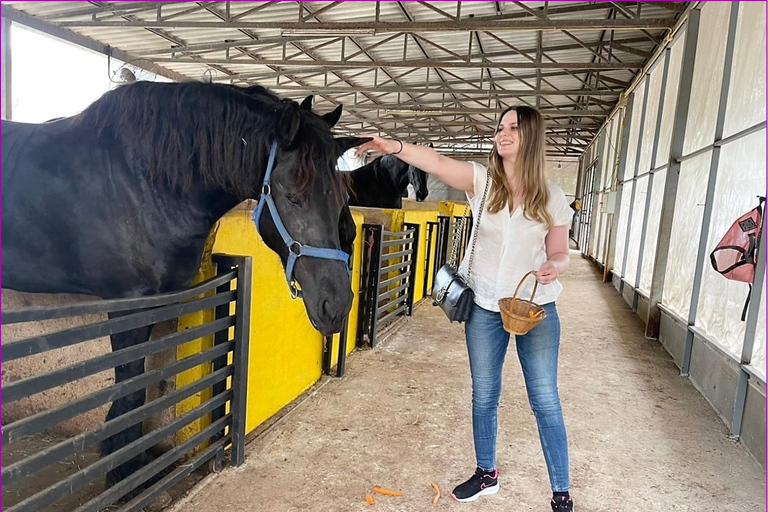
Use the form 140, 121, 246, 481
458, 162, 574, 311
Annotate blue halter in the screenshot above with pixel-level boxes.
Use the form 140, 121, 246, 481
252, 140, 351, 298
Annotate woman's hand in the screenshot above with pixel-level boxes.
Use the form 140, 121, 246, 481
533, 261, 559, 284
355, 135, 400, 156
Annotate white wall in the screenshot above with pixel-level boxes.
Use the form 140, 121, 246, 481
578, 1, 766, 375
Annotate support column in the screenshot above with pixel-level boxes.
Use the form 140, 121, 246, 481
681, 2, 740, 374
604, 96, 634, 285
587, 131, 606, 258
2, 17, 11, 120
634, 50, 672, 294
644, 9, 701, 339
732, 205, 767, 436
573, 155, 586, 246
619, 77, 650, 308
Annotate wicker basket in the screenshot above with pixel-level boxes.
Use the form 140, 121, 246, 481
498, 271, 546, 335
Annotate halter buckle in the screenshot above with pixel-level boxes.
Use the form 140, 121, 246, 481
289, 280, 302, 299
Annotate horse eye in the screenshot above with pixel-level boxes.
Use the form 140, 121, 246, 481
286, 194, 303, 207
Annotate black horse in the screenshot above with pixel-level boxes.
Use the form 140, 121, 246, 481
347, 151, 429, 209
1, 81, 368, 486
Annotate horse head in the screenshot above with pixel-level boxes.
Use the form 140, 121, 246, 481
251, 92, 368, 335
407, 142, 431, 202
408, 164, 429, 202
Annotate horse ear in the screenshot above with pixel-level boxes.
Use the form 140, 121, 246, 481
300, 95, 314, 111
322, 105, 343, 128
335, 136, 372, 154
276, 101, 301, 148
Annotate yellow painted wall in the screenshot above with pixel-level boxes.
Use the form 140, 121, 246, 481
211, 208, 367, 433
174, 204, 454, 439
382, 209, 406, 233
175, 227, 218, 447
402, 210, 440, 303
213, 211, 317, 433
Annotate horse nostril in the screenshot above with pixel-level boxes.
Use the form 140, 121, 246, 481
321, 299, 333, 320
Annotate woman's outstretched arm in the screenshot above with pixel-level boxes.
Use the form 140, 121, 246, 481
356, 136, 475, 192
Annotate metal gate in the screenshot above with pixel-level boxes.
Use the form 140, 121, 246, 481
356, 223, 420, 347
1, 255, 251, 512
424, 214, 472, 298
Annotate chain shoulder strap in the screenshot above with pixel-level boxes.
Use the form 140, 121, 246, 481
447, 203, 470, 268
464, 170, 491, 280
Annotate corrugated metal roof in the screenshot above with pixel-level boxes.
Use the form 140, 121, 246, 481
2, 0, 690, 157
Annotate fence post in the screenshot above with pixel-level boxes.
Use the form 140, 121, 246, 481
433, 216, 450, 286
367, 225, 385, 348
404, 222, 419, 315
322, 335, 333, 376
336, 314, 349, 377
355, 225, 373, 347
213, 255, 251, 467
209, 259, 234, 446
423, 222, 436, 298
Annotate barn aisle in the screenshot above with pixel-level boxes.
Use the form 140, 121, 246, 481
172, 252, 765, 512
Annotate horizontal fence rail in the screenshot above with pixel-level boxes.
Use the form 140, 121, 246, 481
1, 254, 251, 512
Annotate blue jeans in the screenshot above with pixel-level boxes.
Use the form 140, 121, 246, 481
464, 301, 570, 492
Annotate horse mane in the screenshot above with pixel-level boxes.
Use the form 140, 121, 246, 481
75, 81, 344, 199
224, 82, 352, 199
226, 83, 353, 199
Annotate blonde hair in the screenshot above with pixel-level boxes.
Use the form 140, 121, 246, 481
486, 106, 553, 228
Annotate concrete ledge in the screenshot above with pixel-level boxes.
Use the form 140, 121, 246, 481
688, 333, 740, 429
621, 281, 634, 308
741, 378, 766, 467
659, 309, 687, 369
637, 293, 650, 325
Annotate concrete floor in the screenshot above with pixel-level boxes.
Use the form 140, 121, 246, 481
173, 252, 765, 512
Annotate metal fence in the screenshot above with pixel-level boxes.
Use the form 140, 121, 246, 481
356, 223, 420, 348
1, 255, 251, 512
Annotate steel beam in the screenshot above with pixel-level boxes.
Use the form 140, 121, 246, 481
39, 1, 172, 20
223, 66, 630, 86
258, 84, 620, 97
334, 120, 600, 130
345, 106, 607, 116
135, 34, 655, 60
148, 56, 645, 70
55, 18, 677, 32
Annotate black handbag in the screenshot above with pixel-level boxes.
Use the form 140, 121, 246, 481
432, 171, 490, 323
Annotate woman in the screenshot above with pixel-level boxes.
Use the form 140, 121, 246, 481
356, 106, 574, 511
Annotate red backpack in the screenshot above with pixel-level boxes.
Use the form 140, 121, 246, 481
709, 196, 765, 320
